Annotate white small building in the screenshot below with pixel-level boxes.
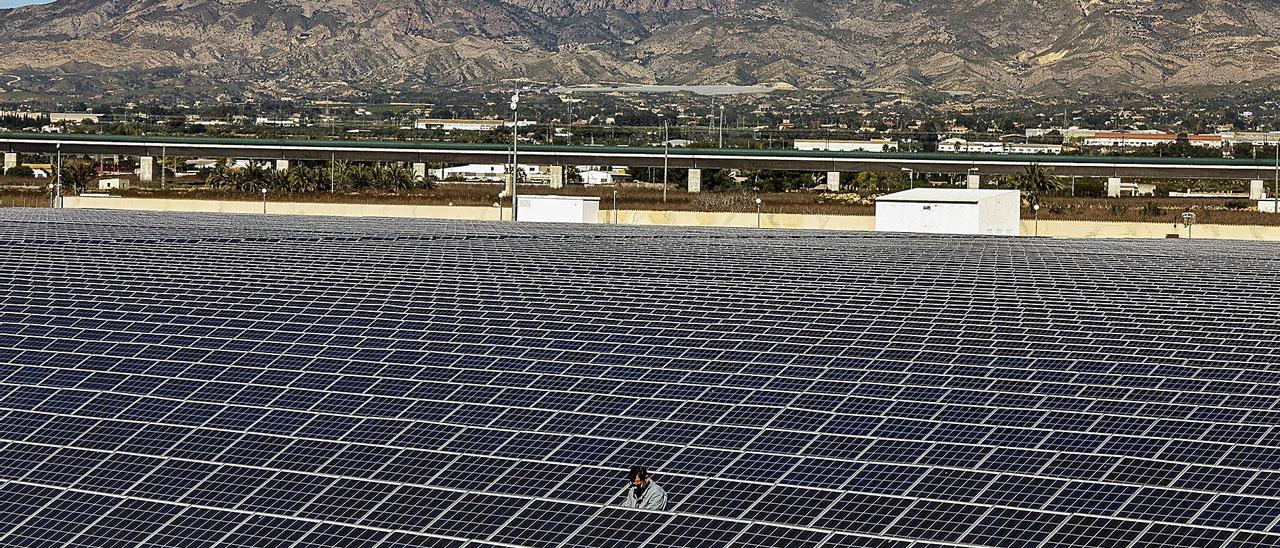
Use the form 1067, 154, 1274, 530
794, 139, 899, 152
97, 178, 131, 190
517, 195, 601, 223
579, 170, 627, 185
876, 188, 1021, 236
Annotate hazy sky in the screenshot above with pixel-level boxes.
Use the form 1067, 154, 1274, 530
0, 0, 50, 8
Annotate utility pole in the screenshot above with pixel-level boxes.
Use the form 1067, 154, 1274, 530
566, 97, 574, 145
718, 104, 725, 148
510, 92, 520, 222
53, 143, 61, 209
1273, 140, 1278, 214
329, 153, 336, 193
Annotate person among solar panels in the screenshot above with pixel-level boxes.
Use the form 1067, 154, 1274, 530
620, 465, 667, 510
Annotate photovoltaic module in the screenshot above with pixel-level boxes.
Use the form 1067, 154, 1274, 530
0, 209, 1278, 547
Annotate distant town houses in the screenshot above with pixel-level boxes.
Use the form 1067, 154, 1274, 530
414, 118, 536, 131
255, 116, 301, 127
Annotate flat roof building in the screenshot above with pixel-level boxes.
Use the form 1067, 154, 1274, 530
793, 139, 899, 153
937, 138, 1062, 155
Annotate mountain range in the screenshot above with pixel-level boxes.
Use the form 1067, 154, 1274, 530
1, 0, 1279, 101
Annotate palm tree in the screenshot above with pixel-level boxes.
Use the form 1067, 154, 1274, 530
1011, 163, 1062, 206
60, 158, 97, 194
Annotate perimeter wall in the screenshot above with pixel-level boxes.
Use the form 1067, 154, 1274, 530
61, 196, 1280, 241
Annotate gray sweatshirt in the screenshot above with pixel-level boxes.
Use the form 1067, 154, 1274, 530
620, 482, 667, 510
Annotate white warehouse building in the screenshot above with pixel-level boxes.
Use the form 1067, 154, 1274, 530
937, 138, 1063, 155
432, 164, 549, 183
794, 139, 899, 153
876, 188, 1021, 236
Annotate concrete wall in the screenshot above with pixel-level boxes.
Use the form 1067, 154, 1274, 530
61, 196, 1280, 240
63, 196, 507, 221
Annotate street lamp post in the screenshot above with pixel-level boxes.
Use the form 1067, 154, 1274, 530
753, 186, 761, 228
1273, 140, 1278, 214
497, 190, 506, 221
1033, 203, 1040, 237
260, 188, 267, 214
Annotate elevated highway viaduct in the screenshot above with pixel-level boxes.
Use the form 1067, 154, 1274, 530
4, 133, 1278, 193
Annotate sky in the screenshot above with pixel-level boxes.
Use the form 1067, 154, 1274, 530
0, 0, 51, 8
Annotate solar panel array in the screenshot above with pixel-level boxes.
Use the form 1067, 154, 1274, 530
2, 208, 1280, 547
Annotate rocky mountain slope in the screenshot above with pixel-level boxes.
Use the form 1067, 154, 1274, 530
0, 0, 1278, 100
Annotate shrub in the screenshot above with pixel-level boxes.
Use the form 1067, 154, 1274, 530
1073, 179, 1107, 197
1140, 201, 1164, 217
5, 166, 34, 178
1224, 199, 1251, 210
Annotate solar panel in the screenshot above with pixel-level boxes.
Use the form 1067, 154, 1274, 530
1, 208, 1280, 546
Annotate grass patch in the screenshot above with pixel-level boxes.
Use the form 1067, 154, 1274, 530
0, 190, 49, 208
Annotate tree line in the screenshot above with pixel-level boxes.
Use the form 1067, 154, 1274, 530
201, 161, 434, 193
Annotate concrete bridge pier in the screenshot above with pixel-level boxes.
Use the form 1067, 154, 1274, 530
139, 156, 156, 182
549, 165, 565, 189
826, 171, 841, 192
274, 159, 290, 171
413, 162, 428, 182
688, 168, 702, 193
1251, 179, 1266, 200
3, 152, 16, 172
966, 173, 981, 189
